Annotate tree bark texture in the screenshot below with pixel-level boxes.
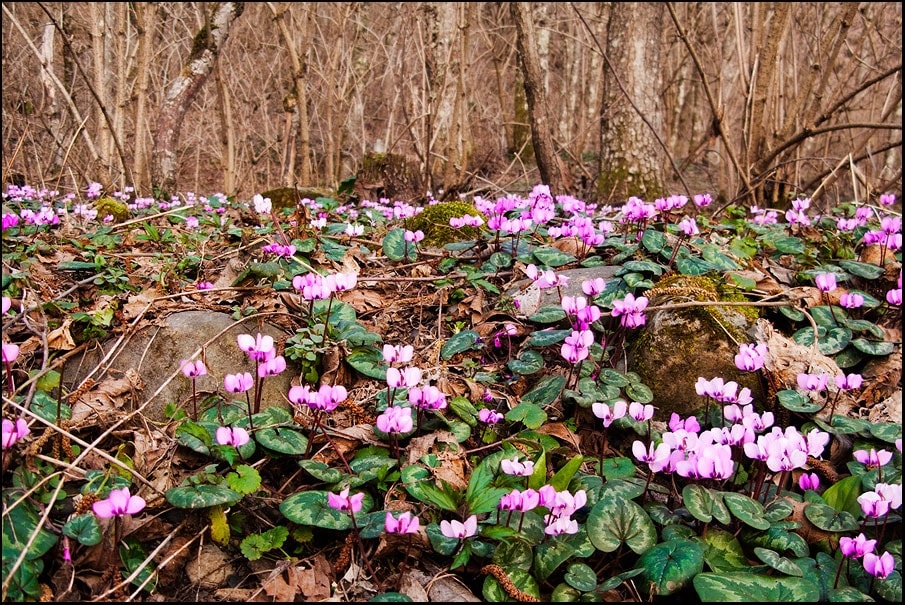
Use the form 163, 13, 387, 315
598, 2, 666, 202
151, 2, 245, 196
512, 2, 572, 194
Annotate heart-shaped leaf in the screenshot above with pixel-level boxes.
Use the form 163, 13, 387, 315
693, 572, 820, 601
587, 495, 656, 554
639, 539, 704, 596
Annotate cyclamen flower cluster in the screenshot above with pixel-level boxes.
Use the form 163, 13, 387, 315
610, 293, 649, 328
292, 271, 358, 301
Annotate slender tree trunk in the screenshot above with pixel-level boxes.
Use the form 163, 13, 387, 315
151, 2, 245, 196
511, 1, 571, 194
597, 2, 665, 202
131, 3, 157, 193
215, 62, 237, 196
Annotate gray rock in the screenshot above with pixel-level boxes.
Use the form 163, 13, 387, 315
62, 310, 297, 422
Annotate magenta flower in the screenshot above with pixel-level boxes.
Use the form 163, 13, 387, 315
327, 486, 364, 514
797, 372, 830, 392
834, 373, 863, 391
592, 399, 627, 428
2, 296, 10, 315
382, 344, 414, 364
853, 448, 893, 468
628, 401, 655, 422
2, 343, 19, 364
257, 355, 286, 377
224, 372, 254, 393
376, 405, 414, 434
216, 426, 250, 447
387, 366, 422, 388
498, 488, 540, 513
408, 385, 447, 411
838, 292, 864, 309
478, 408, 504, 425
887, 288, 902, 306
879, 193, 896, 206
863, 551, 895, 579
581, 277, 607, 296
237, 333, 275, 362
385, 511, 420, 534
735, 343, 767, 372
544, 514, 579, 536
1, 417, 30, 449
839, 533, 876, 559
560, 329, 593, 363
194, 281, 215, 290
92, 487, 146, 518
857, 491, 891, 518
439, 515, 478, 539
500, 456, 534, 477
180, 359, 207, 378
632, 440, 671, 473
798, 472, 820, 491
611, 293, 649, 328
814, 272, 837, 292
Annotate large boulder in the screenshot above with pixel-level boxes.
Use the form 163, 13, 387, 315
625, 274, 765, 421
62, 310, 297, 423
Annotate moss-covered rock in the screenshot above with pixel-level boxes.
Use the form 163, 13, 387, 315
260, 186, 335, 211
94, 197, 130, 223
406, 200, 484, 247
626, 273, 764, 421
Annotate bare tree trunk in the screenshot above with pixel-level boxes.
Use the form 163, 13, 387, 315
151, 2, 245, 196
597, 2, 665, 202
511, 1, 571, 194
215, 62, 237, 196
267, 2, 313, 187
131, 3, 157, 193
38, 20, 65, 174
89, 2, 113, 178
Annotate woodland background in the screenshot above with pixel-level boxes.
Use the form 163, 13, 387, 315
1, 2, 902, 209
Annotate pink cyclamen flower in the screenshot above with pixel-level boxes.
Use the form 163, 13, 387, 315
735, 343, 767, 372
2, 296, 10, 315
439, 515, 478, 539
500, 456, 534, 477
628, 401, 655, 422
797, 372, 829, 392
257, 355, 286, 377
887, 288, 902, 306
382, 344, 414, 364
2, 343, 20, 364
592, 399, 627, 428
863, 551, 895, 579
385, 511, 420, 534
216, 426, 250, 447
853, 448, 893, 468
237, 333, 275, 362
92, 487, 146, 518
798, 472, 820, 491
180, 359, 207, 378
834, 373, 863, 391
376, 406, 414, 434
1, 418, 30, 449
478, 408, 504, 425
814, 272, 837, 292
857, 491, 891, 518
838, 292, 864, 309
327, 487, 364, 514
839, 533, 876, 559
224, 372, 254, 393
879, 193, 896, 206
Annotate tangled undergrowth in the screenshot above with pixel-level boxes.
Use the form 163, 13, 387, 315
1, 182, 902, 602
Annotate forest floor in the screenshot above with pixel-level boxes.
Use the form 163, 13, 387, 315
1, 185, 902, 602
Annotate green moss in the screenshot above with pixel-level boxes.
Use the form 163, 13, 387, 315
406, 201, 484, 247
626, 273, 764, 420
94, 197, 130, 223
